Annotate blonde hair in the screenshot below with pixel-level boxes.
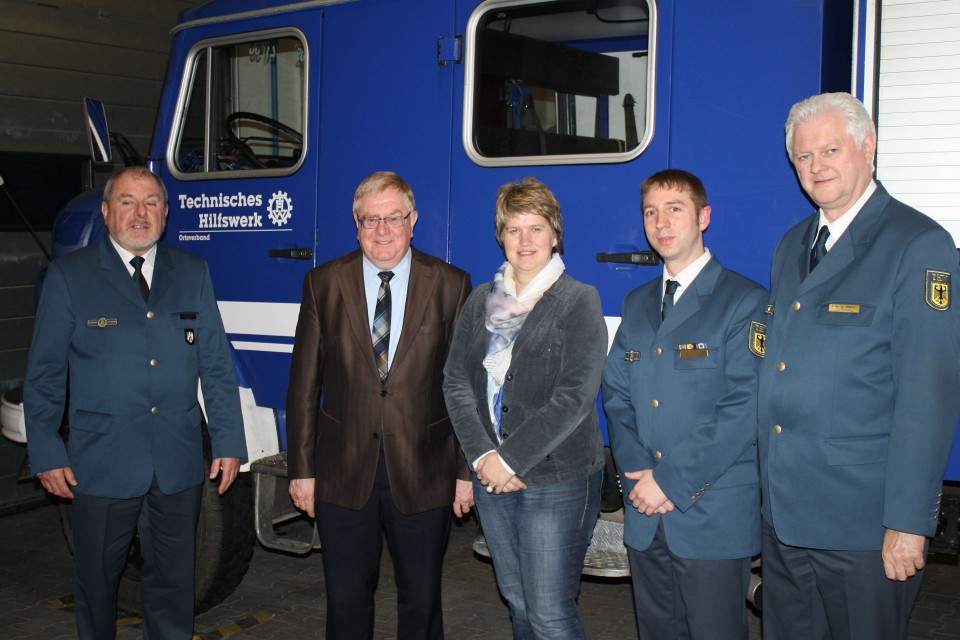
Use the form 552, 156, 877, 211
494, 177, 564, 255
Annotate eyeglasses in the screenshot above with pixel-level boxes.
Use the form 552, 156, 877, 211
357, 212, 413, 230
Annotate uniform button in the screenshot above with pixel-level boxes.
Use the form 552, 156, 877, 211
777, 362, 786, 371
149, 359, 158, 366
146, 311, 154, 318
381, 389, 388, 397
505, 373, 514, 381
502, 433, 509, 439
792, 301, 801, 311
502, 405, 509, 413
655, 347, 663, 356
773, 424, 782, 434
654, 451, 662, 460
151, 407, 158, 414
651, 399, 659, 408
372, 432, 380, 439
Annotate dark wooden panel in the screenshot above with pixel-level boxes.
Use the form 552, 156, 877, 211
0, 0, 185, 53
0, 317, 34, 351
0, 96, 155, 155
0, 31, 167, 79
0, 64, 160, 107
0, 234, 48, 286
0, 1, 203, 156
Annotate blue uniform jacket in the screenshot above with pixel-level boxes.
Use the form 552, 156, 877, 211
603, 257, 766, 560
758, 183, 960, 550
24, 237, 246, 499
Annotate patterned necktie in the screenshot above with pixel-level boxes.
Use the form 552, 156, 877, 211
810, 225, 830, 272
372, 271, 394, 381
130, 256, 149, 302
661, 279, 679, 321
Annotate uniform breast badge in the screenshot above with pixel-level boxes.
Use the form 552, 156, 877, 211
624, 349, 641, 362
86, 317, 118, 328
184, 329, 196, 344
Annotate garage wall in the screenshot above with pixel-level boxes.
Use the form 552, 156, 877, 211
0, 0, 203, 157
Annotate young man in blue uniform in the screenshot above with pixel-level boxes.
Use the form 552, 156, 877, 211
603, 169, 767, 639
758, 92, 960, 640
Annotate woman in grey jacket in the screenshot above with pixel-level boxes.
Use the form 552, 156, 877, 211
443, 177, 607, 640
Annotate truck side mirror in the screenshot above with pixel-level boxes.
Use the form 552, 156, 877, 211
83, 98, 112, 164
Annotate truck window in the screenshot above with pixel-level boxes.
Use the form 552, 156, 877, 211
170, 31, 306, 177
464, 0, 656, 167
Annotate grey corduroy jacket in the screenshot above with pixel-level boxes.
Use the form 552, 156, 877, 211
443, 272, 607, 484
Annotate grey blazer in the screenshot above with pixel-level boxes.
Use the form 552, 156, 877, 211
443, 272, 607, 484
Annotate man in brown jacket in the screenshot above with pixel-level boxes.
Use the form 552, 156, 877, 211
286, 171, 473, 640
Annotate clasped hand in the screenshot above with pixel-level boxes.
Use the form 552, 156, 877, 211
624, 469, 674, 516
476, 453, 526, 494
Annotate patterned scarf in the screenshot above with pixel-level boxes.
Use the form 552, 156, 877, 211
483, 253, 566, 385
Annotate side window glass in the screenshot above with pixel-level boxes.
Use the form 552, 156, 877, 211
465, 0, 656, 166
172, 32, 306, 176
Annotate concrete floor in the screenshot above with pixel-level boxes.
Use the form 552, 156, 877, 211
0, 503, 958, 639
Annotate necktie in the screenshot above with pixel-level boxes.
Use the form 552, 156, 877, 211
130, 256, 149, 302
810, 225, 830, 272
372, 271, 394, 381
661, 279, 679, 321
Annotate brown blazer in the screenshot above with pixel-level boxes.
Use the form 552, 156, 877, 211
286, 248, 471, 514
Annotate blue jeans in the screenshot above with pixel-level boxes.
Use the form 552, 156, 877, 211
474, 469, 601, 640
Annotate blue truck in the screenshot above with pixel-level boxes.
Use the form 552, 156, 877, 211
2, 0, 957, 612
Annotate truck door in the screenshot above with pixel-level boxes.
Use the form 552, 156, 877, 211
310, 0, 460, 265
158, 14, 320, 411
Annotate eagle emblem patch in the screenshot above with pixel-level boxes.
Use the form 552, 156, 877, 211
749, 321, 766, 357
926, 270, 950, 311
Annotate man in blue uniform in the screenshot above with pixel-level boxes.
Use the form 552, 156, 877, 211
603, 169, 766, 639
24, 167, 246, 639
758, 92, 960, 639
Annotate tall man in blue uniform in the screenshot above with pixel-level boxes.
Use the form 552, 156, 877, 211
24, 166, 247, 640
603, 169, 767, 639
758, 92, 960, 639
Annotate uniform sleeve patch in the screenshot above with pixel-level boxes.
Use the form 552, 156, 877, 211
926, 270, 950, 311
749, 320, 766, 357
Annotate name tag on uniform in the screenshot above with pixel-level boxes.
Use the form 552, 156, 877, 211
678, 343, 709, 358
828, 303, 860, 313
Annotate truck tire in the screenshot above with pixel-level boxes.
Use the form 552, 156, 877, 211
58, 471, 255, 615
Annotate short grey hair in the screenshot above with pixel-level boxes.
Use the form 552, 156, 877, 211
103, 167, 168, 206
785, 92, 876, 158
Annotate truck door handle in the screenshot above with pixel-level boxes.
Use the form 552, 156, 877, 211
596, 251, 660, 265
269, 248, 313, 260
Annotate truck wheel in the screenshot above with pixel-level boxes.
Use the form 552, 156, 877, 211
58, 471, 255, 615
193, 470, 256, 612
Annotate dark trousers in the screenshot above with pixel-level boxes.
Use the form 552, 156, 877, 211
71, 478, 202, 640
627, 520, 751, 640
315, 450, 452, 640
761, 519, 924, 640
